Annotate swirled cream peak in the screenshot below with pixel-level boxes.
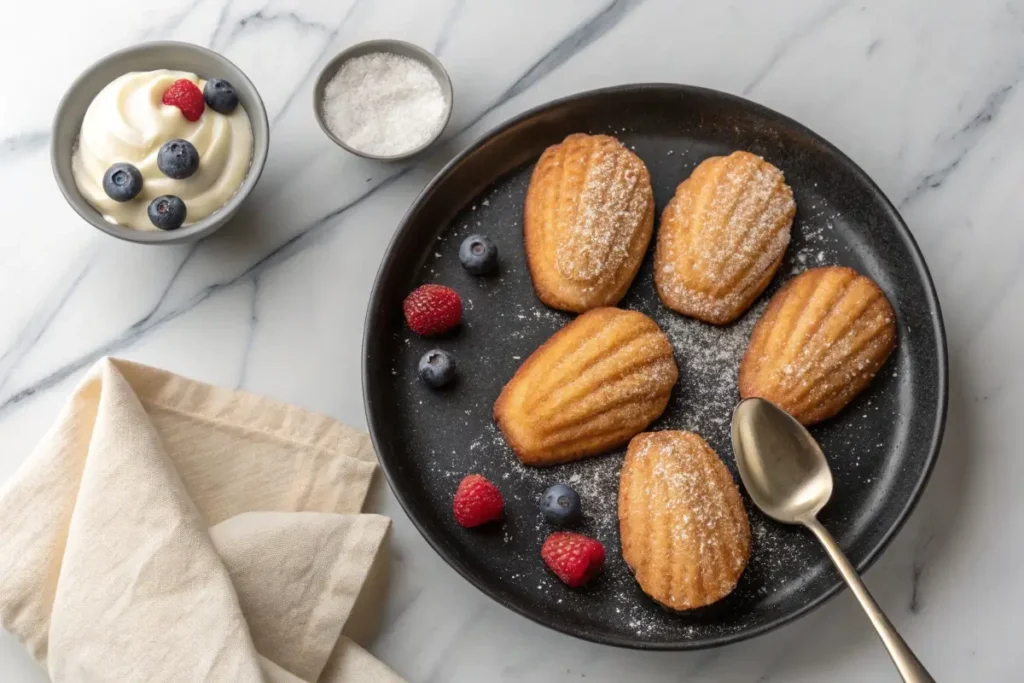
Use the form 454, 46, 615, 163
71, 70, 253, 231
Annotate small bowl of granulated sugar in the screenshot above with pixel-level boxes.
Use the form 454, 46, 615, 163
314, 39, 453, 161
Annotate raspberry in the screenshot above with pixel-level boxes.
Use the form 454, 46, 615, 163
403, 284, 462, 336
162, 79, 205, 122
541, 532, 606, 587
452, 474, 504, 527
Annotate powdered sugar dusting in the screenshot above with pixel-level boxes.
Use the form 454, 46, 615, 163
626, 433, 750, 603
656, 153, 795, 323
549, 136, 651, 285
653, 453, 727, 547
740, 268, 897, 424
660, 298, 765, 436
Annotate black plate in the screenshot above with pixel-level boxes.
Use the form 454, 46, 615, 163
363, 85, 947, 649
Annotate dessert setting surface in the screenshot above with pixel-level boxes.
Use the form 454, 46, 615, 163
0, 1, 1015, 681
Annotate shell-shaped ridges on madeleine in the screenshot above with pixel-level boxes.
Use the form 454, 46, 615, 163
655, 151, 795, 324
524, 134, 655, 312
493, 308, 678, 466
739, 266, 897, 425
619, 431, 751, 610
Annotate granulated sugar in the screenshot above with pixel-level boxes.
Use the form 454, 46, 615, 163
321, 52, 446, 156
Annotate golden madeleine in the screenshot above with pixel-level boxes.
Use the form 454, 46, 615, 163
739, 266, 897, 425
494, 308, 677, 466
524, 133, 655, 312
655, 151, 795, 324
619, 431, 751, 610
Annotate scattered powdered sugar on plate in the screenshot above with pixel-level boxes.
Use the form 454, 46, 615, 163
787, 220, 834, 275
656, 299, 766, 439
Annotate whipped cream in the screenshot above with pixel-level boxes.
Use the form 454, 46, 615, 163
72, 70, 253, 231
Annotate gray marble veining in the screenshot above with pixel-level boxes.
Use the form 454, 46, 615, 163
2, 0, 1020, 680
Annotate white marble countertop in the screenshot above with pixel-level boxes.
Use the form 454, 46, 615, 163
0, 0, 1017, 680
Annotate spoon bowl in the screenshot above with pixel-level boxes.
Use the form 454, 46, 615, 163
731, 397, 833, 523
730, 396, 935, 683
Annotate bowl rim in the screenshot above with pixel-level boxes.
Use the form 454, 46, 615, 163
311, 38, 454, 162
50, 40, 270, 245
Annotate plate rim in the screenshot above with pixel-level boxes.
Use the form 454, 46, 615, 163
362, 83, 949, 650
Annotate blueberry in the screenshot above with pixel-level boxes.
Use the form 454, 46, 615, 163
541, 484, 582, 527
418, 349, 456, 388
203, 78, 239, 114
148, 195, 187, 230
459, 234, 498, 275
157, 139, 200, 179
101, 163, 143, 202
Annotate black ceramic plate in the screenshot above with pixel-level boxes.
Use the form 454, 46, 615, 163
363, 85, 947, 649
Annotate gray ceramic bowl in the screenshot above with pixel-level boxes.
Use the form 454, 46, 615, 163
51, 41, 270, 244
313, 39, 453, 161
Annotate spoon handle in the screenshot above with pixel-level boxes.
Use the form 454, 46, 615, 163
803, 516, 936, 683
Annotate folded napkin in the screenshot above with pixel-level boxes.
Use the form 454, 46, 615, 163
0, 358, 404, 683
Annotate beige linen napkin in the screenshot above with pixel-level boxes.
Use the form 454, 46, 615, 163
0, 357, 404, 683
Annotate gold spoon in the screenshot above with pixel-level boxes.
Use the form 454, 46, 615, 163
731, 397, 935, 683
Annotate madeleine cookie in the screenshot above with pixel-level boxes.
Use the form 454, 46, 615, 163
739, 266, 897, 425
619, 431, 751, 610
524, 133, 655, 312
494, 308, 677, 467
655, 151, 795, 324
